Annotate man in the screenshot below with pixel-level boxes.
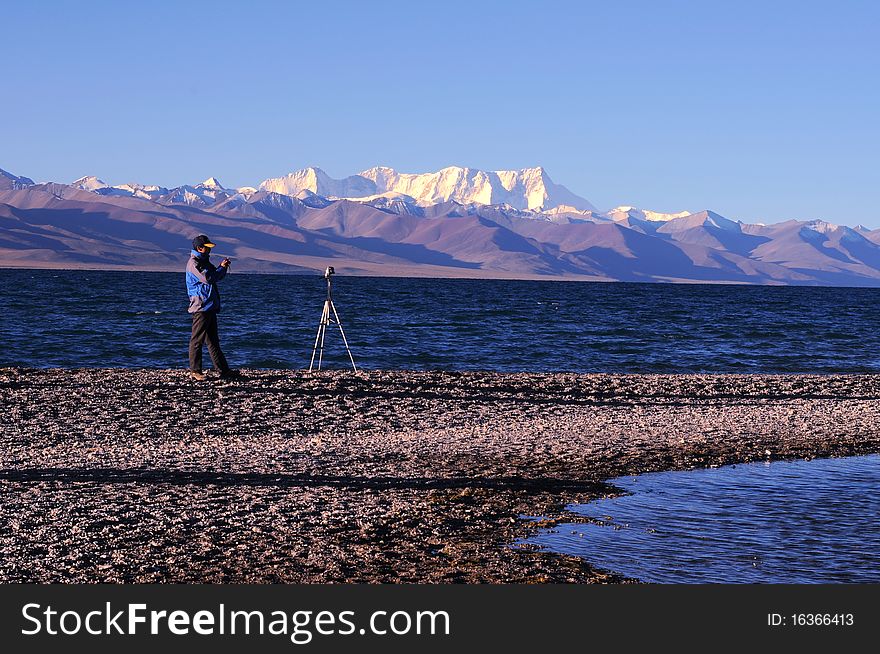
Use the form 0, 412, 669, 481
186, 234, 240, 380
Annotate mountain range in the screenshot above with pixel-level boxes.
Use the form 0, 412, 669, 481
1, 164, 879, 286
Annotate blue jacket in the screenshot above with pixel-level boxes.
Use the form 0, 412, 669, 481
186, 250, 228, 313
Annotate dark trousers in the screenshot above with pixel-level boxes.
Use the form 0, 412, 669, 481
189, 311, 230, 373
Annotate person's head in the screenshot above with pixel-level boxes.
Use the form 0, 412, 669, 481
192, 234, 216, 255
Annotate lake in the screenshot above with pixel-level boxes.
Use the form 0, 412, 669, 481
2, 269, 880, 371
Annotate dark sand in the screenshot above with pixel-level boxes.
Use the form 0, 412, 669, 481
2, 368, 879, 583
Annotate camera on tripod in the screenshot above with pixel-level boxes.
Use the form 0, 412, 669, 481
309, 264, 357, 372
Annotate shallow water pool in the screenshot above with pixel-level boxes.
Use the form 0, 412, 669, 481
523, 454, 880, 583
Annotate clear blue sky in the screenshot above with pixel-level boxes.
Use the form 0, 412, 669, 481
2, 0, 878, 225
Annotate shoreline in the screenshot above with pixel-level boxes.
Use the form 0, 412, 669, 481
2, 368, 879, 583
3, 265, 871, 287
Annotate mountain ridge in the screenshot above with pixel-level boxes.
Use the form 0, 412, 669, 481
1, 163, 877, 286
260, 165, 597, 212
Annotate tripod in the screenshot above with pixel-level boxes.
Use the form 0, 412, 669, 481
309, 270, 357, 372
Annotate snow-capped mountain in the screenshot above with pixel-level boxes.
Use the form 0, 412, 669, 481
157, 179, 233, 207
112, 183, 169, 200
607, 206, 691, 223
0, 168, 35, 191
71, 175, 108, 192
31, 165, 869, 242
657, 210, 743, 233
62, 165, 607, 218
260, 165, 596, 212
70, 175, 240, 206
361, 165, 595, 211
5, 161, 879, 285
800, 219, 849, 236
72, 176, 169, 200
259, 167, 375, 199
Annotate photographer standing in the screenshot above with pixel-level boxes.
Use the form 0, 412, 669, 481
185, 234, 240, 380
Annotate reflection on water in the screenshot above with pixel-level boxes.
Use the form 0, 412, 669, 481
523, 455, 880, 583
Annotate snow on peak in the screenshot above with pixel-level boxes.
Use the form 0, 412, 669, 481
260, 167, 375, 199
199, 177, 224, 189
0, 167, 35, 190
607, 206, 690, 222
359, 166, 501, 206
162, 181, 232, 206
69, 176, 171, 200
802, 219, 840, 234
71, 176, 108, 191
70, 175, 168, 200
700, 210, 741, 231
114, 183, 168, 200
261, 165, 595, 211
644, 209, 691, 222
343, 190, 418, 203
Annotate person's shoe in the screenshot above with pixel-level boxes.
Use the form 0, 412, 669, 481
190, 370, 207, 381
218, 369, 243, 380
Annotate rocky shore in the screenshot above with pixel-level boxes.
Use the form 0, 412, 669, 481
2, 368, 879, 583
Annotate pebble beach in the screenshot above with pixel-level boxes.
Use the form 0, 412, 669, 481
2, 368, 879, 583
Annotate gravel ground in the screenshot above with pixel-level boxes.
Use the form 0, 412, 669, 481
1, 368, 879, 583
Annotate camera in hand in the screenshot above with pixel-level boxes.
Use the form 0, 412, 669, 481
324, 266, 335, 279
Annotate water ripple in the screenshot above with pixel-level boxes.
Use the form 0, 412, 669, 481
2, 270, 880, 372
523, 455, 880, 583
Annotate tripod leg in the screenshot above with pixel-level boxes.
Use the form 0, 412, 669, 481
309, 301, 328, 372
329, 300, 358, 372
317, 301, 330, 371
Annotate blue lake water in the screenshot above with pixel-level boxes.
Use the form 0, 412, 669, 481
523, 455, 880, 583
2, 269, 880, 371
